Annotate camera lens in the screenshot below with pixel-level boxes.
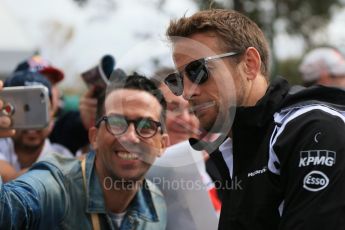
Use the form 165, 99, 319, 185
24, 104, 30, 112
2, 103, 15, 116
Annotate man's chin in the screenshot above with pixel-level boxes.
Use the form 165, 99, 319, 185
21, 143, 43, 152
108, 168, 146, 184
112, 174, 145, 187
200, 117, 217, 132
201, 117, 231, 134
169, 132, 190, 144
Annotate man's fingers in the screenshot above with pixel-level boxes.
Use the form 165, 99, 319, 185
0, 129, 15, 138
0, 116, 15, 137
84, 87, 96, 98
80, 103, 97, 113
0, 116, 11, 127
80, 98, 97, 108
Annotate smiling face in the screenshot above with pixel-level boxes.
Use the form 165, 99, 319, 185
172, 32, 245, 133
90, 89, 168, 182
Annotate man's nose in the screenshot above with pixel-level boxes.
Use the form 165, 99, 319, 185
182, 76, 200, 101
116, 123, 140, 143
25, 130, 40, 134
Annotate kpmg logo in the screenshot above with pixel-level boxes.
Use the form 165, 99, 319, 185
299, 150, 336, 167
303, 171, 329, 192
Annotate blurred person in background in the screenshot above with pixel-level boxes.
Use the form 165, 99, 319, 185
13, 55, 94, 154
0, 74, 168, 229
299, 46, 345, 88
0, 71, 73, 182
14, 55, 65, 115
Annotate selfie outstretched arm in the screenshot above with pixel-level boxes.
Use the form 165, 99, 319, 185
0, 168, 65, 229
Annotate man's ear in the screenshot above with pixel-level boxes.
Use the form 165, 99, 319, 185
157, 134, 169, 157
89, 127, 98, 150
242, 47, 261, 80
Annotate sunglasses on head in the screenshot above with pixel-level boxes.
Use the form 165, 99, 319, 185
164, 51, 240, 96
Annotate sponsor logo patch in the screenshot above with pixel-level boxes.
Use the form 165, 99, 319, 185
248, 167, 267, 177
299, 150, 336, 167
303, 171, 329, 192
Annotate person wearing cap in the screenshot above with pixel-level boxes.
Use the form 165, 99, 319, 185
14, 55, 65, 115
0, 74, 168, 229
14, 55, 93, 154
299, 47, 345, 87
0, 71, 73, 182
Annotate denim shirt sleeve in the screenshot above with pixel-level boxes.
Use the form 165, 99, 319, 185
0, 167, 66, 229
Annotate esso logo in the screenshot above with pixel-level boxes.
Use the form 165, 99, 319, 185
303, 171, 329, 192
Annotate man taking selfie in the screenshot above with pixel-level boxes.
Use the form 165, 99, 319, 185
0, 74, 168, 229
0, 71, 72, 182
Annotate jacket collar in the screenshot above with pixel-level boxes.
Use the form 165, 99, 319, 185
234, 77, 290, 128
84, 151, 159, 222
234, 77, 345, 128
126, 180, 159, 222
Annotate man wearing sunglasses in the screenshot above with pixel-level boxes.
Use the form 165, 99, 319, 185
165, 9, 345, 230
0, 74, 169, 229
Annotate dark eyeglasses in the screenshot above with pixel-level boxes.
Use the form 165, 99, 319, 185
164, 51, 240, 96
96, 114, 163, 138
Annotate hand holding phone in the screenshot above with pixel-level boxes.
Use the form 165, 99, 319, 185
0, 85, 50, 130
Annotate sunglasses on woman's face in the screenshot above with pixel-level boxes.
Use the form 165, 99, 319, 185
164, 51, 240, 96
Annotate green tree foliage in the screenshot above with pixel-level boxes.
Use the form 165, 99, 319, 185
195, 0, 343, 48
275, 58, 303, 85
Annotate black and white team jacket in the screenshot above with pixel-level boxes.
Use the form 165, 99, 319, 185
208, 77, 345, 230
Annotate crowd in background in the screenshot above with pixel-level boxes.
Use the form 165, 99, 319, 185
0, 8, 345, 230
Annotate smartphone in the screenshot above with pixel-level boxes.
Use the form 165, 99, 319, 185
0, 85, 50, 129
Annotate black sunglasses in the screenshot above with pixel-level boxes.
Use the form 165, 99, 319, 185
96, 114, 163, 138
164, 51, 240, 96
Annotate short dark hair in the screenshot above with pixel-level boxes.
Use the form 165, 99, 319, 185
96, 73, 167, 130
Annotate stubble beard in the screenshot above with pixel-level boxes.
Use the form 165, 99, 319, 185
13, 138, 44, 154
